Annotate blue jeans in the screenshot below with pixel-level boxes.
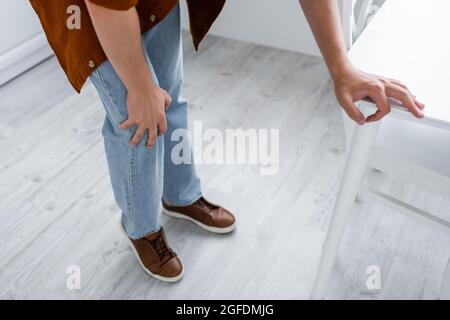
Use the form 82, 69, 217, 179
89, 4, 202, 239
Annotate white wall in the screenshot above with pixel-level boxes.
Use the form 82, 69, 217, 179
180, 0, 321, 56
0, 0, 43, 56
0, 0, 53, 85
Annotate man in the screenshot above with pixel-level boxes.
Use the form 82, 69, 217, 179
29, 0, 424, 283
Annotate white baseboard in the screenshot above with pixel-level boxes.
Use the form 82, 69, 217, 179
0, 33, 54, 86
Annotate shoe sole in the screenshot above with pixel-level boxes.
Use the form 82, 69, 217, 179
162, 207, 236, 234
118, 222, 184, 283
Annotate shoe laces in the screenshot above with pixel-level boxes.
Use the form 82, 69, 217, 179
195, 197, 217, 213
149, 235, 172, 260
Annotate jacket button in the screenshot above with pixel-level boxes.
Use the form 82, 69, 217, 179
88, 60, 96, 68
149, 14, 157, 22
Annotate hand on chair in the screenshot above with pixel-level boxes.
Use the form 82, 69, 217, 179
332, 65, 425, 125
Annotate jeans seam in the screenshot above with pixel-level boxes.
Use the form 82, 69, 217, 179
127, 146, 136, 226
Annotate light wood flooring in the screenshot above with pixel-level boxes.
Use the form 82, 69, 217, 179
0, 33, 449, 299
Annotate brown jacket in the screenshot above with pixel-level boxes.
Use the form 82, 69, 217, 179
29, 0, 226, 92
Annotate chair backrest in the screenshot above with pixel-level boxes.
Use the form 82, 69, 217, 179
342, 0, 384, 49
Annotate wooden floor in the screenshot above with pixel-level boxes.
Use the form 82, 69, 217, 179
0, 33, 449, 300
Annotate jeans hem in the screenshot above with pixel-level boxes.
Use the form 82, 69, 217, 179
162, 191, 202, 207
122, 215, 162, 240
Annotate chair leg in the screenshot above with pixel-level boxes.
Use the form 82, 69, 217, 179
311, 122, 380, 299
440, 257, 450, 300
341, 109, 355, 152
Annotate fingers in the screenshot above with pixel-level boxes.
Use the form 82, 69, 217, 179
385, 84, 424, 118
366, 110, 386, 123
340, 71, 425, 124
365, 85, 390, 123
339, 93, 366, 125
131, 125, 147, 147
386, 78, 408, 90
388, 81, 423, 111
414, 99, 426, 111
126, 122, 160, 149
157, 118, 167, 136
119, 117, 148, 147
119, 87, 171, 149
414, 98, 426, 110
164, 91, 172, 109
382, 77, 425, 113
147, 126, 157, 148
118, 117, 139, 130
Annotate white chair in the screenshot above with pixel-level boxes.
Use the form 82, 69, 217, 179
442, 258, 450, 300
312, 0, 450, 299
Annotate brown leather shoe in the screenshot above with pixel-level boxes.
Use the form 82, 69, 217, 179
162, 197, 236, 234
119, 223, 183, 282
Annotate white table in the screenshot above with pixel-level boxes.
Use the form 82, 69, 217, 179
312, 0, 450, 299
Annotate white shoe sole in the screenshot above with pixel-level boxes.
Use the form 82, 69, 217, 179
162, 207, 236, 234
119, 222, 183, 283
